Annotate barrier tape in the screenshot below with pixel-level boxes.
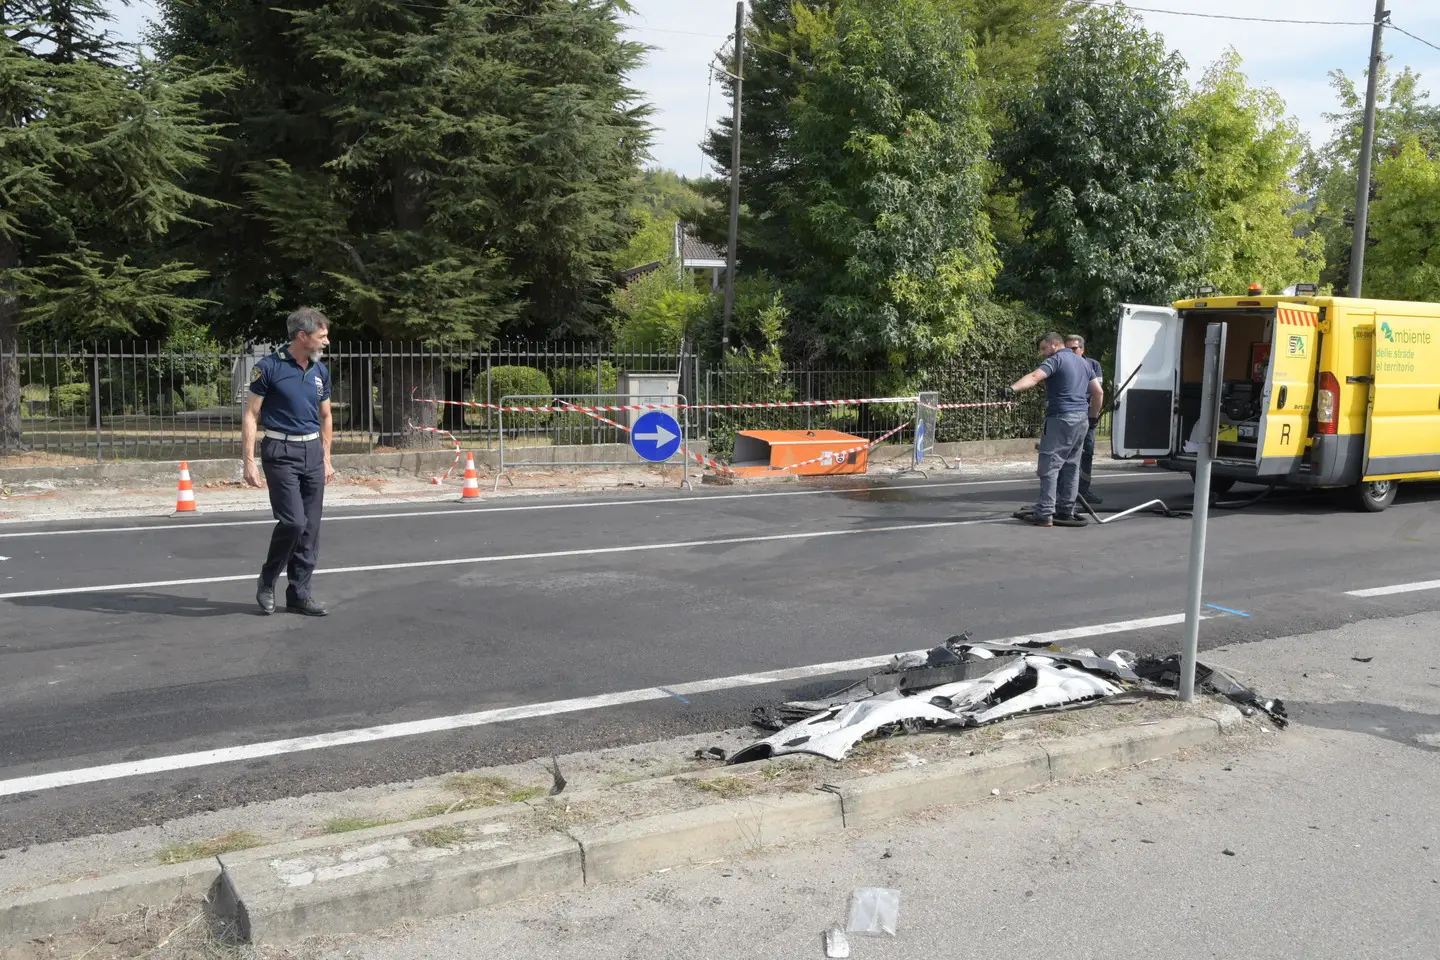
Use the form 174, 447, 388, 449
766, 420, 911, 474
406, 421, 462, 484
410, 394, 919, 414
920, 401, 1019, 410
554, 400, 737, 477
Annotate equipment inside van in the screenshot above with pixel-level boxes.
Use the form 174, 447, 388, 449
1112, 292, 1440, 512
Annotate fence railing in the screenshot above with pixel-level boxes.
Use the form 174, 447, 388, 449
3, 341, 1054, 464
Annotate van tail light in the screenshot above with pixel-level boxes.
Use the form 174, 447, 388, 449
1316, 371, 1339, 435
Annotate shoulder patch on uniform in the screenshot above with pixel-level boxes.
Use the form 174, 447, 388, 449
251, 364, 263, 382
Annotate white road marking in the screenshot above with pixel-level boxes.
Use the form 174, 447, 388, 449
0, 613, 1190, 797
0, 518, 1013, 600
1345, 579, 1440, 598
0, 472, 1170, 539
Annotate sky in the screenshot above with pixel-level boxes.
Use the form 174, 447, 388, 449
103, 0, 1440, 177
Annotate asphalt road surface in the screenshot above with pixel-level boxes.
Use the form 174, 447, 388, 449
2, 468, 1438, 847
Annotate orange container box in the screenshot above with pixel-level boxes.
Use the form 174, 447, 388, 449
728, 429, 870, 478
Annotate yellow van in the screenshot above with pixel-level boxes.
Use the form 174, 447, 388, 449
1111, 291, 1440, 512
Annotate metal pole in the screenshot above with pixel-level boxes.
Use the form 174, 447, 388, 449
1349, 0, 1388, 298
91, 352, 101, 463
721, 0, 744, 350
1180, 323, 1224, 702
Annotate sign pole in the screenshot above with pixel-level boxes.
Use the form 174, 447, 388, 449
1180, 322, 1225, 702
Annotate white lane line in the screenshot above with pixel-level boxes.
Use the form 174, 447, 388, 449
0, 613, 1189, 797
1345, 580, 1440, 598
0, 518, 1011, 600
0, 471, 1170, 539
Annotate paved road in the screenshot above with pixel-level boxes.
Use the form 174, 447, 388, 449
318, 614, 1440, 960
1, 468, 1437, 846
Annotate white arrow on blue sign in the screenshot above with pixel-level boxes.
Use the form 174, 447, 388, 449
630, 410, 683, 463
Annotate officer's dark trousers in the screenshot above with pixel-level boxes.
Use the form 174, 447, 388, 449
259, 437, 325, 601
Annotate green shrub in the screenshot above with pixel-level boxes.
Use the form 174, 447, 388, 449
484, 365, 552, 432
52, 382, 90, 417
182, 383, 217, 411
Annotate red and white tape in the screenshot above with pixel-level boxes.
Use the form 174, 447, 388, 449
918, 401, 1019, 410
410, 395, 919, 414
406, 422, 462, 484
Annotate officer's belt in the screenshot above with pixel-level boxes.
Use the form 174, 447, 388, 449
263, 430, 320, 442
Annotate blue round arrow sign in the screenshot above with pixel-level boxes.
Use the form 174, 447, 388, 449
630, 410, 683, 463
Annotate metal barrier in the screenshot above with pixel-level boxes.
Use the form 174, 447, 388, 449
493, 393, 692, 491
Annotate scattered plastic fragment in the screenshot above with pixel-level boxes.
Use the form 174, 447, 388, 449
824, 925, 851, 958
846, 887, 900, 937
730, 633, 1286, 763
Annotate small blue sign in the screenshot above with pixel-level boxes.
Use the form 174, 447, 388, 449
914, 420, 926, 467
631, 410, 683, 463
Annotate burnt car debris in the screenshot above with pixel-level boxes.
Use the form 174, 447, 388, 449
729, 634, 1285, 764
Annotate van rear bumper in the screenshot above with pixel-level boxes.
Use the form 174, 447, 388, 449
1158, 433, 1365, 488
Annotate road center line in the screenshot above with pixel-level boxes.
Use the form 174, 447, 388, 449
0, 517, 1012, 600
0, 613, 1189, 798
0, 471, 1169, 539
1345, 579, 1440, 598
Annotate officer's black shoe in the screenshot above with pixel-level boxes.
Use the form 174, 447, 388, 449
256, 578, 275, 615
286, 596, 328, 617
1081, 491, 1104, 505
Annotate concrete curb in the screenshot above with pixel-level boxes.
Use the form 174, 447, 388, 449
0, 706, 1243, 947
0, 859, 220, 946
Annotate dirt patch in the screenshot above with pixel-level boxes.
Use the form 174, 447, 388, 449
0, 452, 96, 469
0, 896, 287, 960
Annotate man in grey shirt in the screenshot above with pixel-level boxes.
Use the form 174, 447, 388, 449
1001, 332, 1103, 527
1066, 334, 1105, 504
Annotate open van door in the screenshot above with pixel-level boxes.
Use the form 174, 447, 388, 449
1364, 313, 1440, 478
1112, 303, 1180, 458
1256, 304, 1321, 475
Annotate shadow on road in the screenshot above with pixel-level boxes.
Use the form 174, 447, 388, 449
5, 590, 263, 618
1291, 700, 1440, 754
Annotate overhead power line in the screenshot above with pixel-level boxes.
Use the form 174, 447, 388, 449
1388, 22, 1440, 54
1069, 1, 1369, 26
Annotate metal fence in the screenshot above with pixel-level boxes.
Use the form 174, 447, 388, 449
4, 341, 1055, 464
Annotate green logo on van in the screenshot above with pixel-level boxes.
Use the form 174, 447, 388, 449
1381, 321, 1433, 345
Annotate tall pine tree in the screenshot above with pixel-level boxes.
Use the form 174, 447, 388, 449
1, 0, 230, 454
155, 0, 651, 441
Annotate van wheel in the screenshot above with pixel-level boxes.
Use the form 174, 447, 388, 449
1354, 480, 1397, 513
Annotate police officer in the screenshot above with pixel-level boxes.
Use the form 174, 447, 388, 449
242, 308, 337, 616
1065, 334, 1105, 505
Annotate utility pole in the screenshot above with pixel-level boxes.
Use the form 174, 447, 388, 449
1349, 0, 1388, 298
721, 1, 744, 351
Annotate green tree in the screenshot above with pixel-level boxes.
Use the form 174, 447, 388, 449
1, 0, 230, 453
704, 0, 996, 366
1365, 138, 1440, 301
155, 0, 652, 441
999, 5, 1201, 356
1311, 65, 1440, 295
1181, 49, 1320, 296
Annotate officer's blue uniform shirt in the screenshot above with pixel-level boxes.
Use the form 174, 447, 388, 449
249, 347, 331, 435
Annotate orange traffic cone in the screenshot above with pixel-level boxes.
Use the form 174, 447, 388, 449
459, 453, 481, 502
172, 461, 197, 515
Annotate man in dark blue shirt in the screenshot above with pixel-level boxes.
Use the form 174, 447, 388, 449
242, 307, 336, 616
1001, 332, 1103, 526
1066, 334, 1106, 504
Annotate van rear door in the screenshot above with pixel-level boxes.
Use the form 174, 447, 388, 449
1112, 303, 1179, 458
1364, 314, 1440, 478
1256, 303, 1321, 475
